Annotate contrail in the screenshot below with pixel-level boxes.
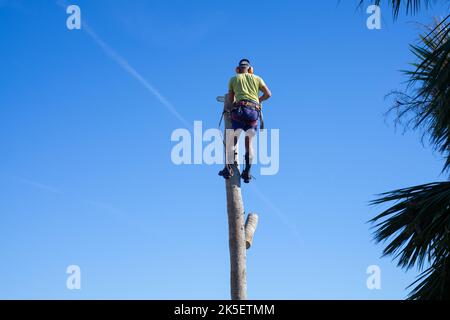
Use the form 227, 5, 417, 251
16, 177, 64, 195
14, 175, 151, 234
82, 24, 191, 128
59, 1, 191, 128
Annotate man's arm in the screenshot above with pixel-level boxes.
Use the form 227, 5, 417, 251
259, 84, 272, 104
228, 90, 235, 104
228, 77, 235, 104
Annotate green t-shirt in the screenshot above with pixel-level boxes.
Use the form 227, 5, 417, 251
228, 73, 266, 103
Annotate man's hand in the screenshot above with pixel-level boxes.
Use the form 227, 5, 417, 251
259, 84, 272, 104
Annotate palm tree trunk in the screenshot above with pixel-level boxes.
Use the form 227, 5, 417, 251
223, 95, 247, 300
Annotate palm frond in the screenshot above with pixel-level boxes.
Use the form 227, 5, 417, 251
364, 0, 450, 302
407, 254, 450, 300
371, 182, 450, 269
370, 181, 450, 299
388, 17, 450, 171
359, 0, 432, 18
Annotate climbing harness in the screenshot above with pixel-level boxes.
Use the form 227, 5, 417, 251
231, 100, 265, 130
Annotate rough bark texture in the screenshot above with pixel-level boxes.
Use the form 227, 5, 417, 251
224, 95, 247, 300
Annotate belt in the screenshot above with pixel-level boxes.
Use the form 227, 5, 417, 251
233, 100, 261, 110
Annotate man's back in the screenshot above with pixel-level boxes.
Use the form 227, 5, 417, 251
228, 73, 266, 103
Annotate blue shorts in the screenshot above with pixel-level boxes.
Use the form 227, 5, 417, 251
231, 107, 259, 131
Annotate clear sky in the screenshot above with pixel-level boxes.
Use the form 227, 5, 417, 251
0, 0, 449, 299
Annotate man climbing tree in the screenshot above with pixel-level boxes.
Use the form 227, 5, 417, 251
219, 59, 272, 183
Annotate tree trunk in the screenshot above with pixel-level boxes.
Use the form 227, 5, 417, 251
223, 95, 247, 300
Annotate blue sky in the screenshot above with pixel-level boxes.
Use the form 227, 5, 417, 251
0, 0, 449, 299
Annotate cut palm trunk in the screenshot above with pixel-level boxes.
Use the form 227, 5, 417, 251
223, 94, 247, 300
245, 213, 259, 249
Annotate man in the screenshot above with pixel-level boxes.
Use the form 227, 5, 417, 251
219, 59, 272, 183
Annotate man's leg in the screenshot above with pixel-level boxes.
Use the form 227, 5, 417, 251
219, 128, 242, 179
241, 129, 255, 183
231, 131, 241, 165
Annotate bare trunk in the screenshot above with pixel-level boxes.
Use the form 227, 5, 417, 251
223, 95, 247, 300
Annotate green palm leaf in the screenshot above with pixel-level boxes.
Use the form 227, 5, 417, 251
407, 255, 450, 299
389, 17, 450, 171
359, 0, 432, 18
371, 182, 450, 299
362, 0, 450, 301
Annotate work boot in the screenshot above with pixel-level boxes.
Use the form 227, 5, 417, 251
241, 168, 252, 183
218, 165, 233, 180
241, 153, 252, 183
